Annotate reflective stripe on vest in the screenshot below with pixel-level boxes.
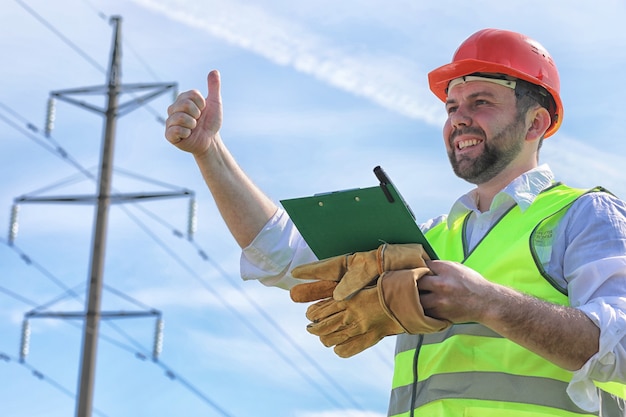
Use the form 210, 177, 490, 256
388, 184, 626, 416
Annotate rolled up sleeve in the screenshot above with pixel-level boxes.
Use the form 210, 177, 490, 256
240, 208, 316, 290
566, 258, 626, 411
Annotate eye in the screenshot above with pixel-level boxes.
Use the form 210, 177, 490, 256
446, 105, 458, 115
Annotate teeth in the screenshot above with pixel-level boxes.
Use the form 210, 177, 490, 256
458, 139, 481, 150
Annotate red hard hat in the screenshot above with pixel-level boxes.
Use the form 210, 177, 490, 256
428, 28, 563, 138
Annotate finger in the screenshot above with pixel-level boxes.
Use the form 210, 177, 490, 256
319, 322, 362, 346
165, 125, 191, 144
164, 112, 198, 144
291, 255, 348, 281
334, 333, 382, 358
168, 90, 205, 117
306, 299, 345, 322
425, 259, 450, 275
307, 313, 347, 339
332, 250, 379, 300
418, 289, 434, 307
289, 281, 337, 303
333, 271, 377, 301
415, 273, 439, 293
382, 243, 430, 269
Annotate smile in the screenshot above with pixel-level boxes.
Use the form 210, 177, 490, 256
457, 139, 483, 150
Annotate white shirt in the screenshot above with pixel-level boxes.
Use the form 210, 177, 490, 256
240, 164, 626, 411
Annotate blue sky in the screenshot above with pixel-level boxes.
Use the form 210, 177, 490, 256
1, 0, 626, 416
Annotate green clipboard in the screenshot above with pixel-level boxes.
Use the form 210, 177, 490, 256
280, 166, 438, 260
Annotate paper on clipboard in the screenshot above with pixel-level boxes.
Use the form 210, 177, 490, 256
279, 166, 438, 260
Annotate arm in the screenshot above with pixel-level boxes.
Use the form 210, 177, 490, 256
420, 261, 599, 371
165, 70, 277, 248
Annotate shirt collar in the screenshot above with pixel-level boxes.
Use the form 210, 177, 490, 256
447, 164, 556, 227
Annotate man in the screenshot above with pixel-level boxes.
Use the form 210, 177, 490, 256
165, 29, 626, 416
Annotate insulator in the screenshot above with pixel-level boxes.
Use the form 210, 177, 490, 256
152, 318, 164, 361
19, 319, 30, 363
8, 204, 19, 245
44, 97, 56, 138
187, 198, 197, 240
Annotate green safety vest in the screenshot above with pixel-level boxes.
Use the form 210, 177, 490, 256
388, 184, 626, 417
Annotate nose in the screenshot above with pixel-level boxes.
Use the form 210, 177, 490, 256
449, 106, 472, 129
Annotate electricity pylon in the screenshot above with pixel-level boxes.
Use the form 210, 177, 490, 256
10, 16, 187, 417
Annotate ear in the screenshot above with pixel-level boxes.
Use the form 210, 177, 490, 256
525, 106, 551, 142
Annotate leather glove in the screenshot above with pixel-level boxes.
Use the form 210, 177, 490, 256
305, 268, 450, 358
290, 243, 430, 302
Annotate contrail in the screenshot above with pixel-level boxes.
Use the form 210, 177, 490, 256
131, 0, 626, 199
130, 0, 443, 125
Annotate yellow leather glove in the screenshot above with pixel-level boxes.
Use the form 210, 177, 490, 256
305, 268, 450, 358
290, 243, 430, 302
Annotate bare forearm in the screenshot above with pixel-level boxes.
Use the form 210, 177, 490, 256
481, 284, 599, 371
194, 133, 278, 248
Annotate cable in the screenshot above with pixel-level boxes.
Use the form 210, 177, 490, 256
188, 238, 368, 407
0, 351, 111, 417
13, 0, 106, 73
2, 238, 84, 300
0, 285, 39, 307
79, 0, 164, 82
121, 205, 353, 408
2, 4, 379, 408
102, 283, 159, 312
103, 319, 236, 417
0, 101, 97, 182
0, 102, 371, 410
0, 244, 237, 417
14, 0, 170, 125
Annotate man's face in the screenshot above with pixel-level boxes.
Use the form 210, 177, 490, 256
443, 81, 528, 185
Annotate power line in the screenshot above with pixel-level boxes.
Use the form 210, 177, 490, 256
0, 101, 97, 182
14, 0, 172, 125
13, 0, 106, 73
0, 314, 237, 417
5, 1, 382, 411
0, 241, 236, 417
0, 41, 370, 406
79, 0, 165, 83
0, 351, 111, 417
1, 92, 371, 411
0, 284, 38, 307
1, 85, 369, 413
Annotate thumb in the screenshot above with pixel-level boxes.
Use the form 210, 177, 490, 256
291, 255, 348, 281
425, 259, 449, 275
193, 69, 223, 138
206, 69, 221, 103
333, 267, 378, 300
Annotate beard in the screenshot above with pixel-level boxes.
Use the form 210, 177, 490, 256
447, 115, 526, 185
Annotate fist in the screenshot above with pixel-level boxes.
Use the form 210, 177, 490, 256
165, 70, 223, 156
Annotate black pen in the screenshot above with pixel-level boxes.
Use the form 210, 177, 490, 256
373, 166, 416, 220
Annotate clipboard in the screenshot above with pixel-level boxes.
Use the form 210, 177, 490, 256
280, 166, 438, 260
